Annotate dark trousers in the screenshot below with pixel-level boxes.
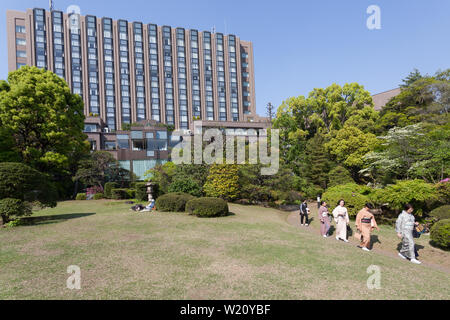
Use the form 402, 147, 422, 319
300, 213, 309, 225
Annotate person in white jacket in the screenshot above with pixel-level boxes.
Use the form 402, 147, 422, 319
332, 199, 350, 242
396, 204, 421, 265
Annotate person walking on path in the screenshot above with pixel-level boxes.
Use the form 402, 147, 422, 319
355, 203, 379, 251
299, 200, 309, 226
396, 204, 422, 265
318, 201, 331, 237
333, 200, 350, 242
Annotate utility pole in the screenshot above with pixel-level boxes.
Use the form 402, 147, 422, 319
267, 102, 275, 121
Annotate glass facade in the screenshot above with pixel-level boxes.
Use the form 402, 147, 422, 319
228, 35, 239, 121
190, 30, 201, 119
133, 22, 146, 121
33, 8, 47, 69
162, 26, 174, 125
176, 28, 188, 129
216, 33, 227, 121
51, 11, 65, 78
102, 18, 116, 131
86, 16, 100, 115
118, 20, 131, 124
241, 47, 251, 115
203, 32, 214, 120
69, 10, 82, 97
148, 24, 161, 122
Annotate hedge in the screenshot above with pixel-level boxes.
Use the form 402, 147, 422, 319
104, 182, 118, 199
135, 182, 148, 202
76, 193, 87, 201
430, 219, 450, 250
155, 192, 195, 212
186, 197, 229, 218
429, 205, 450, 221
93, 193, 104, 200
111, 188, 132, 200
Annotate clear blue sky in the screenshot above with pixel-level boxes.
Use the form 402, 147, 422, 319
1, 0, 449, 116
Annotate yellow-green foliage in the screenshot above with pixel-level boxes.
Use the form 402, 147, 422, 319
203, 164, 240, 201
371, 179, 437, 216
322, 183, 373, 217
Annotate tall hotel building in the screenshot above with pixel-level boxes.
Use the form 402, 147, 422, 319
6, 8, 270, 177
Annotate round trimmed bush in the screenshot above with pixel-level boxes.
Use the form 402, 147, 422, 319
186, 197, 229, 218
430, 219, 450, 250
429, 205, 450, 221
76, 193, 87, 200
0, 198, 31, 224
155, 192, 195, 212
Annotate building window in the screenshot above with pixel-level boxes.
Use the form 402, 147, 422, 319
16, 50, 26, 58
16, 38, 26, 46
15, 25, 26, 33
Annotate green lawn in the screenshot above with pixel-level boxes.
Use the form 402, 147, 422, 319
0, 200, 449, 300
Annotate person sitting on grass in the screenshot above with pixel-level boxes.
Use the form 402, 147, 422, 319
131, 199, 156, 212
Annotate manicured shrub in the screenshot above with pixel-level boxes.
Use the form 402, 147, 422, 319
322, 183, 373, 217
76, 193, 87, 201
0, 198, 31, 224
104, 182, 118, 199
186, 197, 229, 218
135, 182, 148, 202
0, 162, 57, 207
203, 164, 240, 201
328, 166, 355, 188
111, 188, 131, 200
155, 192, 195, 212
93, 193, 104, 200
429, 205, 450, 221
168, 178, 202, 197
86, 186, 104, 198
371, 179, 437, 216
126, 189, 136, 199
430, 219, 450, 250
435, 181, 450, 205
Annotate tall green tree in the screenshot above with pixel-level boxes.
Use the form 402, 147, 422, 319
304, 133, 333, 189
0, 66, 88, 175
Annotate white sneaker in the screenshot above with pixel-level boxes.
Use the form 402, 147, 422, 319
343, 239, 349, 243
362, 247, 371, 252
301, 224, 304, 226
411, 259, 422, 265
398, 253, 407, 260
323, 235, 327, 238
305, 224, 309, 227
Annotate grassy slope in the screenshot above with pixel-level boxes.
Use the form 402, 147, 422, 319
0, 200, 448, 300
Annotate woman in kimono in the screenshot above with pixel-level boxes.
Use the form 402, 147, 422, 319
396, 204, 421, 264
332, 200, 349, 242
355, 203, 379, 251
318, 201, 331, 237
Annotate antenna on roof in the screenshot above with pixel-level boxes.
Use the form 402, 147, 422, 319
49, 0, 54, 11
212, 25, 216, 34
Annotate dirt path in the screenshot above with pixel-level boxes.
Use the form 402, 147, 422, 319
285, 203, 450, 274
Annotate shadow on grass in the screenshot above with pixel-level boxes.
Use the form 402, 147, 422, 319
396, 242, 425, 258
369, 235, 382, 250
21, 213, 96, 226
